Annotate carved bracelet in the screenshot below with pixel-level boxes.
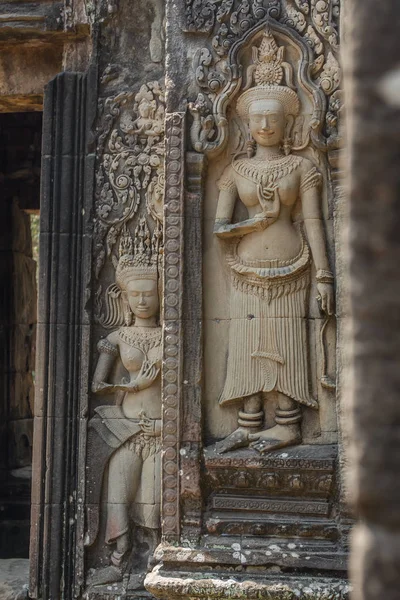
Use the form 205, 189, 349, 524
316, 269, 334, 284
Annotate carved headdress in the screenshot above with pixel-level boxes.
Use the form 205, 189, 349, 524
116, 218, 161, 289
99, 218, 162, 328
236, 29, 300, 119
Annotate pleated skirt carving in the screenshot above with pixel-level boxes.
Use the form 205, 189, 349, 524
220, 241, 317, 409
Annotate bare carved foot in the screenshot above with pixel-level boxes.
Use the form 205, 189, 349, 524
249, 423, 301, 453
87, 565, 123, 587
215, 427, 250, 453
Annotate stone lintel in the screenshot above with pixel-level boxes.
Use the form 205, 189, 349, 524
0, 2, 90, 42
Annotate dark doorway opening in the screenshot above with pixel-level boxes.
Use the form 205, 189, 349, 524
0, 112, 42, 558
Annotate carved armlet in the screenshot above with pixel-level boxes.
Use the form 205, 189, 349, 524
97, 338, 119, 357
300, 167, 322, 193
217, 176, 236, 194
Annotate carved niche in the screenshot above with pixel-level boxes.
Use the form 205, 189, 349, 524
85, 80, 165, 594
187, 1, 341, 158
182, 8, 342, 549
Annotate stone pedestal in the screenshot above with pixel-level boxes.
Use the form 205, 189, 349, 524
204, 446, 340, 548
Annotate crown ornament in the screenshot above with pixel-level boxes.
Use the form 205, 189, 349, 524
116, 218, 161, 287
237, 29, 300, 120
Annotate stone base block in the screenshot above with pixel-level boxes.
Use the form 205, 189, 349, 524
145, 567, 351, 600
86, 589, 152, 600
204, 445, 338, 541
154, 539, 347, 573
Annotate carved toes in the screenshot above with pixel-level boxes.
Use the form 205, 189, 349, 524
215, 428, 250, 454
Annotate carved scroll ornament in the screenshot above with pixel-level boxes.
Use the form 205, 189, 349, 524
187, 1, 340, 158
93, 81, 165, 325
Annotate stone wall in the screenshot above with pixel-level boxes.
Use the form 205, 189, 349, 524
0, 1, 354, 599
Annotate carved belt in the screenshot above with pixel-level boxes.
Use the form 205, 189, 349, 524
226, 236, 310, 284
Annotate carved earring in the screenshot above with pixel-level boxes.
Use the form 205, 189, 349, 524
122, 294, 133, 326
282, 136, 292, 156
246, 136, 256, 158
246, 127, 256, 158
124, 305, 133, 326
283, 116, 294, 156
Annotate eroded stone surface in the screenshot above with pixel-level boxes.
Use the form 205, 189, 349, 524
145, 566, 351, 600
0, 559, 29, 600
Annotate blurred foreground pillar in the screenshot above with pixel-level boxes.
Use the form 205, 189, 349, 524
344, 1, 400, 599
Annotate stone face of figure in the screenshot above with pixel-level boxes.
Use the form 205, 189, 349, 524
138, 99, 151, 119
124, 278, 159, 321
248, 99, 286, 147
213, 33, 334, 455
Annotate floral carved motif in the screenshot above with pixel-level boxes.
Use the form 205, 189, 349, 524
310, 0, 339, 52
162, 112, 186, 541
93, 81, 165, 324
184, 0, 281, 35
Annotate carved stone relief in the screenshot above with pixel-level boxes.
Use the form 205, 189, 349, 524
25, 0, 350, 597
192, 21, 336, 458
187, 1, 341, 156
208, 29, 334, 454
85, 79, 165, 593
158, 8, 347, 584
184, 0, 281, 35
93, 81, 165, 325
86, 219, 163, 590
161, 112, 186, 542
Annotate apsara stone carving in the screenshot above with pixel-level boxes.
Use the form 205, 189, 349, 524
86, 218, 163, 589
213, 29, 334, 454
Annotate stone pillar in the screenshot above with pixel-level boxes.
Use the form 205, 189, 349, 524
29, 70, 97, 600
343, 2, 400, 599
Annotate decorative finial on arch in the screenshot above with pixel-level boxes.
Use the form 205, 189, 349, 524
243, 28, 296, 91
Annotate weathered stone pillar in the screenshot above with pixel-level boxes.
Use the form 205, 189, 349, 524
343, 1, 400, 599
29, 70, 97, 600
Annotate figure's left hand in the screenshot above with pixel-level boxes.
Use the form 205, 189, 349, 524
317, 282, 335, 315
